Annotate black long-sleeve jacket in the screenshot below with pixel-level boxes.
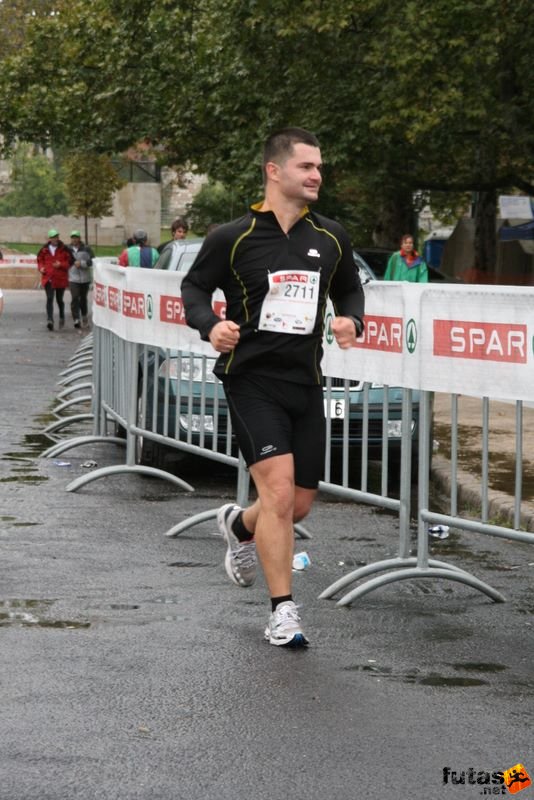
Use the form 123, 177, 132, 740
181, 205, 365, 385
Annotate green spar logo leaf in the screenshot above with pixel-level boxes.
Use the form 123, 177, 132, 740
406, 319, 417, 353
147, 294, 153, 320
325, 312, 334, 345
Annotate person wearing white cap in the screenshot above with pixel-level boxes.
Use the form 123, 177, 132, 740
36, 229, 73, 331
67, 230, 94, 329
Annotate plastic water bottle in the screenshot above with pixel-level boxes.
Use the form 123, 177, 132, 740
292, 551, 311, 571
428, 525, 450, 539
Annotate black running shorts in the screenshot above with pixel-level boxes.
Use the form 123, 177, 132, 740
222, 374, 326, 489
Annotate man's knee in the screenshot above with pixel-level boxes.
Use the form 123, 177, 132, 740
293, 488, 316, 521
251, 458, 295, 516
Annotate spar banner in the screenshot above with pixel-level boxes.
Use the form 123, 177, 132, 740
92, 260, 221, 356
323, 282, 534, 401
0, 254, 37, 265
93, 262, 534, 401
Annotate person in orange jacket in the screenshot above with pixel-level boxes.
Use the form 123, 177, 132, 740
36, 229, 73, 331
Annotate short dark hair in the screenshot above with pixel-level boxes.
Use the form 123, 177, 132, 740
263, 127, 320, 177
171, 217, 189, 234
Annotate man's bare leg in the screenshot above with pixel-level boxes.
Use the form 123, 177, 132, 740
248, 454, 316, 597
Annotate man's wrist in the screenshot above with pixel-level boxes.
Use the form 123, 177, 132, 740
347, 315, 364, 336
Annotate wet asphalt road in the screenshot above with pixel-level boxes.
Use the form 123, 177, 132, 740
1, 290, 533, 800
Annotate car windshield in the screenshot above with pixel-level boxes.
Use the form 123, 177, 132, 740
177, 251, 200, 272
353, 251, 376, 284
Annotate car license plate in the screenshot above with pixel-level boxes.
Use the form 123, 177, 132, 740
324, 398, 346, 419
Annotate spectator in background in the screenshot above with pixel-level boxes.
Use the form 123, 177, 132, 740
383, 234, 429, 282
118, 229, 159, 268
157, 217, 189, 253
67, 230, 94, 329
37, 229, 73, 331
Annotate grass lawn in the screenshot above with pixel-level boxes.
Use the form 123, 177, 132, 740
3, 230, 178, 257
3, 241, 123, 257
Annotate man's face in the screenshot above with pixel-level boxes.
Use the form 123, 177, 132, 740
173, 227, 187, 240
270, 142, 322, 205
71, 236, 81, 245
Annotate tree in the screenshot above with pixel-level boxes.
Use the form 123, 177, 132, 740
186, 180, 247, 235
63, 152, 124, 243
0, 0, 532, 273
0, 144, 69, 216
0, 0, 63, 59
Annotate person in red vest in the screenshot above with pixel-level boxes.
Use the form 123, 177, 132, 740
37, 229, 73, 331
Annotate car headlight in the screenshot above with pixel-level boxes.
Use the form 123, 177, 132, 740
180, 414, 215, 432
387, 420, 416, 438
159, 357, 217, 382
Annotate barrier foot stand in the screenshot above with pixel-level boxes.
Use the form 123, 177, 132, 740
57, 369, 92, 387
57, 382, 93, 400
43, 414, 93, 434
43, 435, 126, 459
294, 522, 312, 540
59, 359, 92, 378
165, 512, 312, 540
165, 509, 218, 538
334, 566, 506, 607
66, 464, 195, 493
319, 556, 475, 599
52, 395, 93, 415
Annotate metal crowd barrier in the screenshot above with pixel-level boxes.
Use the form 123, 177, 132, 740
43, 321, 534, 609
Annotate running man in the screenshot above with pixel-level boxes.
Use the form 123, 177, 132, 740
181, 127, 365, 647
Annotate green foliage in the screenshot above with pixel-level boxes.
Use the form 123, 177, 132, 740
63, 152, 124, 220
0, 0, 532, 260
186, 181, 248, 235
0, 0, 63, 59
0, 145, 69, 216
62, 151, 124, 242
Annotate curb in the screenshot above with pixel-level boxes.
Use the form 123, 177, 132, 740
431, 454, 534, 533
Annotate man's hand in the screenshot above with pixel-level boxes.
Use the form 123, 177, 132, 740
208, 320, 240, 353
332, 316, 361, 350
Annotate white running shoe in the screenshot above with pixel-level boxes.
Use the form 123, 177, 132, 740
264, 601, 309, 647
217, 503, 257, 587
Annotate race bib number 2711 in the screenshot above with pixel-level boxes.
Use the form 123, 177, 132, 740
258, 270, 319, 335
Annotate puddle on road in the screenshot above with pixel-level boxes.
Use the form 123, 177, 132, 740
0, 475, 48, 484
342, 662, 499, 688
449, 662, 508, 673
1, 431, 56, 485
419, 674, 489, 687
3, 432, 56, 460
425, 531, 519, 574
421, 622, 474, 642
0, 599, 90, 629
0, 515, 41, 528
433, 421, 534, 501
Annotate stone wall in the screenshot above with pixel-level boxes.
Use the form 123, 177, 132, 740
0, 183, 162, 247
